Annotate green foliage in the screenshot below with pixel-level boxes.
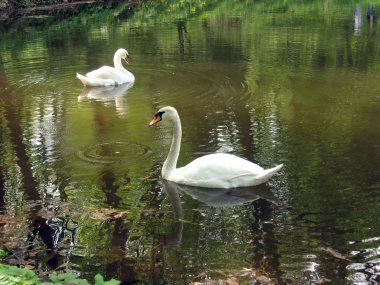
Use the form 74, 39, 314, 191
0, 250, 7, 258
43, 273, 90, 285
0, 264, 40, 285
0, 264, 121, 285
93, 274, 120, 285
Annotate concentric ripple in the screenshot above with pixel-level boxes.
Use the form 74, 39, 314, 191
77, 141, 152, 164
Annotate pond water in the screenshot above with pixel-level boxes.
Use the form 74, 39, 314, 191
1, 1, 380, 284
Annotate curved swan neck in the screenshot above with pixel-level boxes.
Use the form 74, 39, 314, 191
162, 112, 182, 178
114, 51, 125, 71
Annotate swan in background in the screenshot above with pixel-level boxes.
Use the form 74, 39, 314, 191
76, 48, 135, 87
149, 106, 283, 188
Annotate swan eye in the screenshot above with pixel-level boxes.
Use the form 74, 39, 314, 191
154, 111, 165, 122
149, 111, 165, 126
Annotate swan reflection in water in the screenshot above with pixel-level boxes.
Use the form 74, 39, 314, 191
78, 81, 134, 116
161, 179, 279, 246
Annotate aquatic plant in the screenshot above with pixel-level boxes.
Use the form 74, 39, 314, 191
0, 264, 121, 285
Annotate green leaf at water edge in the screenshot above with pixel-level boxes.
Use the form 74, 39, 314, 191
0, 274, 25, 285
48, 272, 90, 285
0, 250, 6, 258
94, 274, 121, 285
0, 264, 40, 284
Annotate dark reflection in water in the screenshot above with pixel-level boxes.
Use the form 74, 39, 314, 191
1, 90, 39, 201
100, 170, 123, 208
159, 179, 284, 283
161, 178, 280, 243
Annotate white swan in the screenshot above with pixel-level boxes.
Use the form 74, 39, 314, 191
76, 48, 135, 87
149, 106, 283, 188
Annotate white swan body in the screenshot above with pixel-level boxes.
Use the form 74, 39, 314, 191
149, 106, 283, 189
76, 48, 135, 87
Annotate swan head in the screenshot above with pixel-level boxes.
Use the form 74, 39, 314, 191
149, 106, 178, 126
115, 48, 130, 64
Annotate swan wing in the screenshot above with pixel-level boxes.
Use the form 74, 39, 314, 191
170, 153, 277, 188
85, 66, 126, 81
86, 66, 134, 84
76, 73, 116, 87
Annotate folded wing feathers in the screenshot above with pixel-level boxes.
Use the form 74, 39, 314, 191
230, 164, 283, 180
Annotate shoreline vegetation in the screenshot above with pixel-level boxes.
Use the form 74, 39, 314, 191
0, 0, 140, 26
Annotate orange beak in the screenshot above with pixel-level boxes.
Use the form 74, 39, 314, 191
149, 116, 161, 126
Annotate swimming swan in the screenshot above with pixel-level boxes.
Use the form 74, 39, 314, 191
76, 48, 135, 87
149, 106, 283, 188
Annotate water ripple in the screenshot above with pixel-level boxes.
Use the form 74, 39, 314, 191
77, 141, 152, 164
134, 63, 250, 107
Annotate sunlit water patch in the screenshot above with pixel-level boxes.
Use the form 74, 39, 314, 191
346, 236, 380, 283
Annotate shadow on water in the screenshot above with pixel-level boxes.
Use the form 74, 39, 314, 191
161, 178, 279, 241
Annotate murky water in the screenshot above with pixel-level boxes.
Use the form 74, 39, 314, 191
1, 1, 380, 284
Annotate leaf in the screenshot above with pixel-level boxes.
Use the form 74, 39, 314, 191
8, 265, 39, 282
49, 272, 90, 285
48, 274, 62, 282
0, 264, 39, 284
104, 278, 121, 285
0, 249, 7, 258
59, 273, 78, 282
0, 274, 22, 284
78, 279, 91, 285
94, 274, 105, 285
94, 274, 120, 285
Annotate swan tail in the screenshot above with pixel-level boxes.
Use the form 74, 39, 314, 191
76, 73, 115, 87
256, 164, 283, 181
76, 73, 90, 86
230, 164, 283, 186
